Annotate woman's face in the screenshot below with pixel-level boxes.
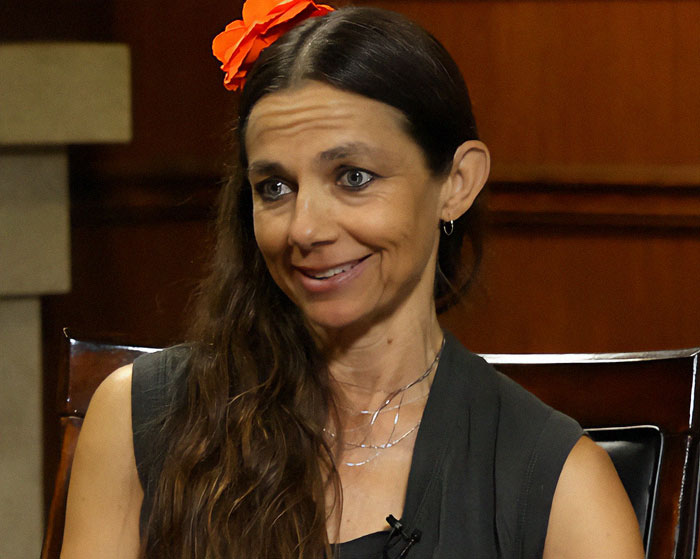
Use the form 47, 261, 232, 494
245, 81, 447, 333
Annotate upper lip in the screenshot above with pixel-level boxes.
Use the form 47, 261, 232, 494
292, 254, 370, 275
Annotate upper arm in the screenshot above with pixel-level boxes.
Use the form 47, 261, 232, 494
543, 436, 645, 559
61, 364, 143, 559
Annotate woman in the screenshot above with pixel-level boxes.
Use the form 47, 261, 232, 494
61, 2, 644, 558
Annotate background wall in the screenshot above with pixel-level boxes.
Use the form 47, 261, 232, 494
3, 0, 699, 527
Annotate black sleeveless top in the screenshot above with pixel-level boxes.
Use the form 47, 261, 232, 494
132, 332, 582, 558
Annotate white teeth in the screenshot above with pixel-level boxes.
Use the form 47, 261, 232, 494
311, 262, 355, 280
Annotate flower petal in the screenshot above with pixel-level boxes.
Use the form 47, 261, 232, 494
243, 0, 293, 24
212, 23, 247, 63
214, 0, 335, 91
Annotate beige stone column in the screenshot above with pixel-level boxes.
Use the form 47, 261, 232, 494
0, 43, 131, 558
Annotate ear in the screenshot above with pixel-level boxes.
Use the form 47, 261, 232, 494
439, 140, 490, 222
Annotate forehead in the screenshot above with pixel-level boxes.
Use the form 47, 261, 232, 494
244, 82, 412, 157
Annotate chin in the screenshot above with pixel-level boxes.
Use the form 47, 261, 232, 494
305, 311, 363, 332
299, 301, 374, 333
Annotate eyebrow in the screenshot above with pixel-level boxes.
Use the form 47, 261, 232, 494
247, 161, 286, 179
318, 142, 374, 161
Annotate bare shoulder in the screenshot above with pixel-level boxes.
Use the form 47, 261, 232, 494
70, 364, 136, 466
90, 363, 134, 410
543, 436, 645, 559
61, 364, 143, 559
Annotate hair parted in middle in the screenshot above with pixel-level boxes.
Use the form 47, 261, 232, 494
140, 7, 486, 559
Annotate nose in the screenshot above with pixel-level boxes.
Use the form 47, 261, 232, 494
287, 187, 337, 250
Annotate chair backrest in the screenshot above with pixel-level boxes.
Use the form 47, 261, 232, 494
484, 350, 700, 559
42, 335, 700, 559
41, 333, 157, 559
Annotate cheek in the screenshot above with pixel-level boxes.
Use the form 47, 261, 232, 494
252, 210, 287, 263
253, 217, 293, 295
385, 195, 441, 272
353, 201, 438, 265
380, 189, 440, 245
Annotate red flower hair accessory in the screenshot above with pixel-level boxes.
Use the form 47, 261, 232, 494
212, 0, 334, 91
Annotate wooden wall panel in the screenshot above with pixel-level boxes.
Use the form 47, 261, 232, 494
442, 221, 700, 353
370, 0, 700, 185
44, 219, 210, 345
82, 0, 239, 179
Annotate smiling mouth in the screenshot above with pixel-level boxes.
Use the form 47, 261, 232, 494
298, 255, 370, 280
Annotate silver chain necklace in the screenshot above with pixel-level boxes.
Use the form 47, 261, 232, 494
326, 337, 445, 467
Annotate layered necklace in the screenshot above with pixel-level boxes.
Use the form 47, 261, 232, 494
326, 337, 445, 467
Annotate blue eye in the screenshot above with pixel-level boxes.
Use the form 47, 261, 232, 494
338, 168, 375, 189
255, 178, 292, 201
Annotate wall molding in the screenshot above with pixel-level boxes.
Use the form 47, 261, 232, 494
488, 182, 700, 229
490, 163, 700, 188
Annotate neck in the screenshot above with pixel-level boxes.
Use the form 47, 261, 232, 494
320, 304, 444, 412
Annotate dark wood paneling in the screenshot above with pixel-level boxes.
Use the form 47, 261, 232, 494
0, 1, 114, 41
370, 0, 700, 185
71, 0, 242, 182
441, 220, 700, 354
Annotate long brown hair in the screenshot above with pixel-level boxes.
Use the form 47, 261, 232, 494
141, 7, 483, 558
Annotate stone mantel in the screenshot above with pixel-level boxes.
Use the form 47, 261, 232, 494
0, 42, 131, 559
0, 43, 131, 146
